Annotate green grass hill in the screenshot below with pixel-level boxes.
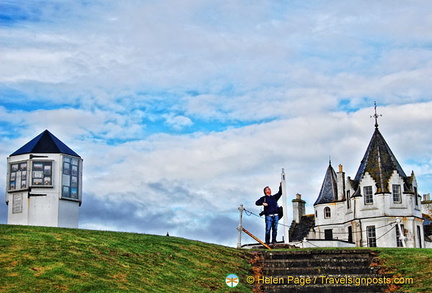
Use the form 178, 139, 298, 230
1, 224, 432, 292
0, 225, 252, 293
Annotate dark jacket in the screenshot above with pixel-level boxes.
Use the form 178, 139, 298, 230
255, 185, 282, 215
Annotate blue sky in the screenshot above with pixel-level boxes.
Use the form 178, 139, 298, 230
1, 0, 432, 246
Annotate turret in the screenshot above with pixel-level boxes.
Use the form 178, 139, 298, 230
6, 130, 83, 228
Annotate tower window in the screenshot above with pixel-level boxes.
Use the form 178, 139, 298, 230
62, 156, 81, 200
364, 186, 373, 204
324, 207, 331, 218
8, 161, 28, 191
31, 161, 53, 186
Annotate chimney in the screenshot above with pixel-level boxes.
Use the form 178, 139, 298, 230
421, 193, 432, 215
337, 164, 346, 200
292, 193, 306, 223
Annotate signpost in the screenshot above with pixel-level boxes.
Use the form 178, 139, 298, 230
281, 168, 288, 244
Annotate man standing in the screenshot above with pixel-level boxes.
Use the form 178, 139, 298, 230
255, 183, 282, 245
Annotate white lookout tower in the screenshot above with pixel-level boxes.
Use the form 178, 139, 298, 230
5, 130, 83, 228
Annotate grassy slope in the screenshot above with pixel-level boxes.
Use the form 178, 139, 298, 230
377, 248, 432, 293
276, 247, 432, 293
1, 225, 431, 293
0, 225, 252, 293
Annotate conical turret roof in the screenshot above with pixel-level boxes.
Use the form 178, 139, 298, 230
353, 127, 406, 193
10, 130, 80, 157
314, 162, 338, 205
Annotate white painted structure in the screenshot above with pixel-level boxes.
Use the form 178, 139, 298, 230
5, 130, 82, 228
289, 112, 430, 248
310, 162, 425, 248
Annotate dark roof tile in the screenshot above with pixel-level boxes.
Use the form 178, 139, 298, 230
289, 214, 315, 242
10, 130, 80, 157
314, 163, 338, 205
353, 128, 407, 193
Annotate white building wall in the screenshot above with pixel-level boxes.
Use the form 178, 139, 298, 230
58, 200, 79, 228
357, 173, 384, 218
293, 239, 356, 248
7, 191, 28, 225
314, 201, 348, 241
28, 195, 59, 227
311, 168, 427, 248
6, 153, 80, 228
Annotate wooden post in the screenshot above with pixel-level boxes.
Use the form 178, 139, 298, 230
242, 227, 272, 250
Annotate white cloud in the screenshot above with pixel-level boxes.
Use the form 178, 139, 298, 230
1, 1, 432, 246
163, 114, 193, 130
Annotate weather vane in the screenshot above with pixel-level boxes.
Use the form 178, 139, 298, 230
370, 101, 382, 129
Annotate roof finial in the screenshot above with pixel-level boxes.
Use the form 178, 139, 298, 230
329, 156, 332, 166
370, 101, 382, 129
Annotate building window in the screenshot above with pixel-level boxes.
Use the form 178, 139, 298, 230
346, 190, 351, 209
396, 224, 404, 247
348, 226, 353, 243
414, 187, 419, 206
417, 226, 422, 248
8, 162, 28, 191
364, 186, 373, 204
62, 156, 81, 200
367, 226, 377, 247
32, 161, 53, 186
324, 229, 333, 240
324, 207, 331, 218
392, 184, 402, 203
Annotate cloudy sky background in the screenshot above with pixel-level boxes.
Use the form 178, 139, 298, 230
1, 0, 432, 247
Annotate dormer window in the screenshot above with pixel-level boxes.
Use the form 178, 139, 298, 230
364, 186, 373, 204
392, 184, 401, 203
324, 207, 331, 218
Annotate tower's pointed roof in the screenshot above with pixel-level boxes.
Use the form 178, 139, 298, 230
10, 130, 80, 157
353, 127, 406, 193
314, 162, 338, 205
